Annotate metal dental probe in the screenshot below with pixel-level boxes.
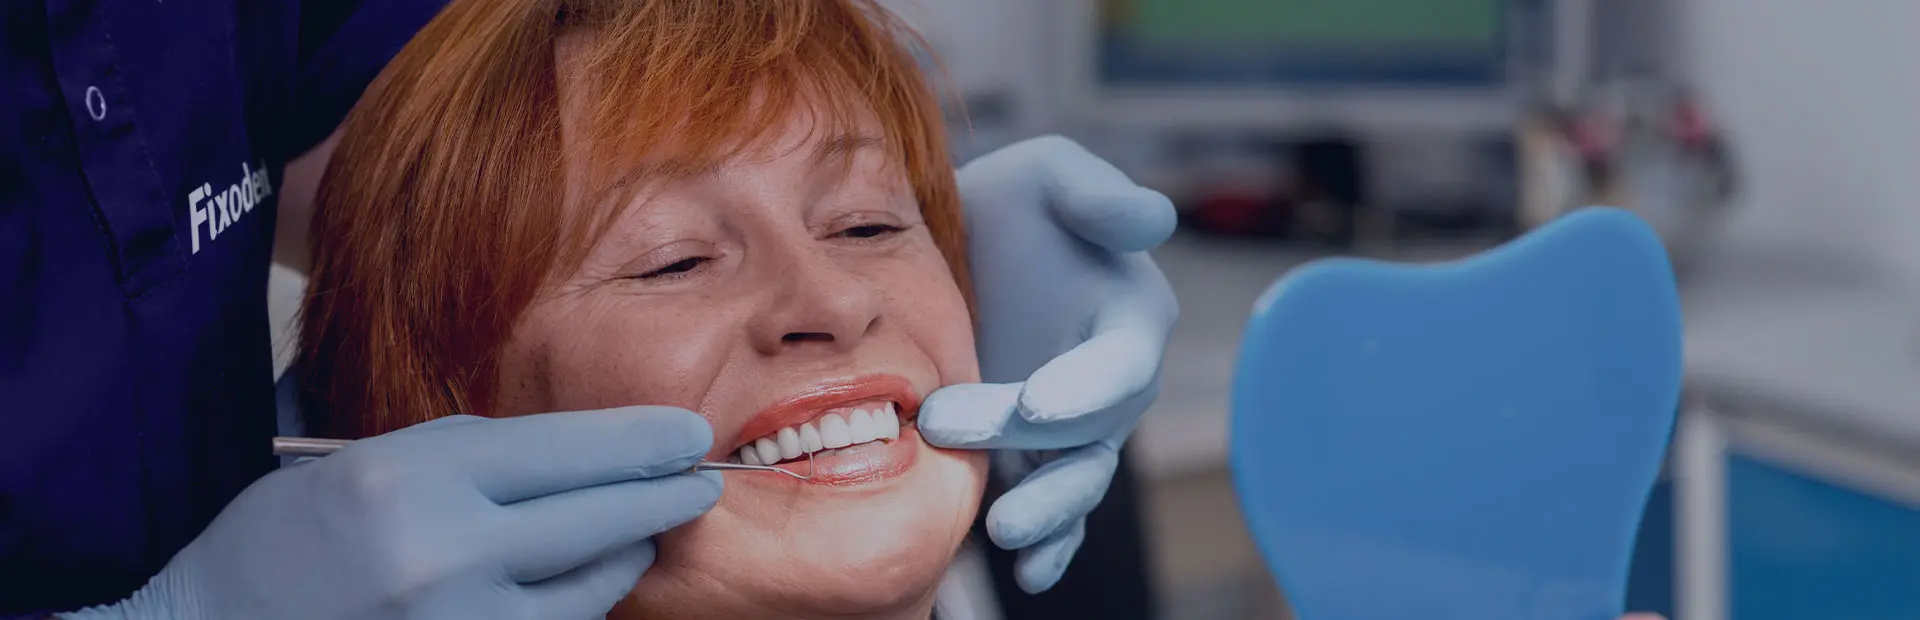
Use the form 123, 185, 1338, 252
272, 436, 817, 480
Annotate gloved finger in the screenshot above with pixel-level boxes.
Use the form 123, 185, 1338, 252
520, 540, 657, 620
499, 472, 721, 582
1012, 518, 1086, 594
1018, 327, 1160, 426
916, 382, 1021, 447
985, 444, 1118, 550
1021, 264, 1174, 424
918, 383, 1119, 451
1023, 137, 1177, 252
418, 406, 711, 504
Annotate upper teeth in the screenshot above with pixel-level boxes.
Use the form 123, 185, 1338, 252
740, 402, 902, 465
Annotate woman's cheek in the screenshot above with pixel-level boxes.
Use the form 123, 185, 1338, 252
881, 249, 979, 382
541, 304, 739, 412
932, 285, 981, 383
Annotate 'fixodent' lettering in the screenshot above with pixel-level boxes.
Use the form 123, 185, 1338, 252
187, 160, 273, 254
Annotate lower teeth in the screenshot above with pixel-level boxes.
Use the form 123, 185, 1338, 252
775, 439, 885, 464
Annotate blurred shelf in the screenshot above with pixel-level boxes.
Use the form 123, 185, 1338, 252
1077, 91, 1518, 137
1681, 244, 1920, 455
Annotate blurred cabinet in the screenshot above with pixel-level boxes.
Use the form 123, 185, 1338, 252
1724, 452, 1920, 619
1646, 407, 1920, 620
1658, 248, 1920, 620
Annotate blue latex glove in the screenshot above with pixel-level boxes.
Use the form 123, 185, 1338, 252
64, 408, 721, 620
918, 136, 1178, 593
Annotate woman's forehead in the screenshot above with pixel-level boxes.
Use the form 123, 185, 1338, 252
574, 104, 899, 195
637, 125, 903, 209
574, 119, 907, 235
555, 60, 897, 180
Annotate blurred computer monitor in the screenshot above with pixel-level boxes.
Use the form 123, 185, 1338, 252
1056, 0, 1555, 135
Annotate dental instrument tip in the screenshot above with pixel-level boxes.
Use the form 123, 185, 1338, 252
692, 450, 815, 480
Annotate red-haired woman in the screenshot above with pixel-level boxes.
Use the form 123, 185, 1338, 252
42, 0, 1176, 619
300, 1, 988, 616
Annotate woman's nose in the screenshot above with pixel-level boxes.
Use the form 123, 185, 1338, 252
749, 253, 882, 355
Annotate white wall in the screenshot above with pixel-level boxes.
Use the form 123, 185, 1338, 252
878, 0, 1063, 154
1682, 0, 1920, 294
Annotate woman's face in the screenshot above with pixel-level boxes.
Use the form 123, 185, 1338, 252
494, 105, 986, 619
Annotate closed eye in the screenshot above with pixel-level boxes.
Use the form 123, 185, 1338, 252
636, 256, 708, 280
836, 224, 905, 240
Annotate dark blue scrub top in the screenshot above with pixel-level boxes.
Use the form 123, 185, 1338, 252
1, 0, 445, 613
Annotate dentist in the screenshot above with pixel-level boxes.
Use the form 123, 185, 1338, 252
0, 1, 1175, 618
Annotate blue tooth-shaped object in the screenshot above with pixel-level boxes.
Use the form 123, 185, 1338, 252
1229, 207, 1682, 620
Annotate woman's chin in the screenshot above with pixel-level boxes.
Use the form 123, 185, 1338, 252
623, 438, 986, 618
761, 539, 954, 614
739, 444, 985, 613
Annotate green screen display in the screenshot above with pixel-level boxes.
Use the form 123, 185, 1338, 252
1115, 0, 1502, 47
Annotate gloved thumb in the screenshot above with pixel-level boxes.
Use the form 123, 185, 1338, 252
1029, 137, 1176, 253
960, 135, 1176, 253
1050, 185, 1176, 254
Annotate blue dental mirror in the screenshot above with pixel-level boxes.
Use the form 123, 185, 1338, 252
1229, 207, 1682, 619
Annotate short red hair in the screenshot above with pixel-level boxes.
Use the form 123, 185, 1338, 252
296, 0, 965, 438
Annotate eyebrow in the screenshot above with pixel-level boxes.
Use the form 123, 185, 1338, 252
810, 133, 886, 167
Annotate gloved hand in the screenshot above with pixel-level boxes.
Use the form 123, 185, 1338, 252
918, 136, 1178, 593
64, 408, 721, 620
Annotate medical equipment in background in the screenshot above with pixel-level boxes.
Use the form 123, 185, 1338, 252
1516, 80, 1739, 273
272, 436, 819, 480
1229, 208, 1682, 618
1058, 0, 1528, 248
1059, 0, 1520, 134
1050, 0, 1729, 253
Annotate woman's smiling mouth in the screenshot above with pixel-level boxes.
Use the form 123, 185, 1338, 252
732, 400, 903, 465
725, 374, 924, 486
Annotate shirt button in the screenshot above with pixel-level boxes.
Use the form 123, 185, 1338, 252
84, 86, 107, 121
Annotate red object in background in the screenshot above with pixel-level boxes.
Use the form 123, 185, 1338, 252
1191, 190, 1274, 235
1571, 117, 1616, 160
1672, 99, 1711, 148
